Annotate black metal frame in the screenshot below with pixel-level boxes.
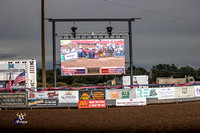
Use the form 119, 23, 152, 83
48, 18, 141, 87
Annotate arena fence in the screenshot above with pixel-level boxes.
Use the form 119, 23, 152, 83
1, 83, 200, 109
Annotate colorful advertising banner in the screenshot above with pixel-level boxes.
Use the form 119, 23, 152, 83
0, 92, 27, 108
28, 99, 58, 107
116, 97, 146, 106
174, 86, 195, 98
79, 90, 105, 100
60, 39, 125, 76
157, 87, 175, 99
136, 88, 157, 98
194, 86, 200, 97
78, 100, 106, 109
28, 91, 59, 107
59, 91, 79, 103
106, 89, 136, 100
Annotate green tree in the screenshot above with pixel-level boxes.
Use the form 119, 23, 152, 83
151, 64, 178, 83
194, 68, 200, 81
126, 66, 149, 75
37, 68, 42, 82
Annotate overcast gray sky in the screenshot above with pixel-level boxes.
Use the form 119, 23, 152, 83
0, 0, 200, 70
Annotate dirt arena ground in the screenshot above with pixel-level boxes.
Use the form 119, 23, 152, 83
62, 57, 125, 68
1, 102, 200, 133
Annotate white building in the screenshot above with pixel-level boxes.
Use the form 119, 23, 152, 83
0, 59, 37, 89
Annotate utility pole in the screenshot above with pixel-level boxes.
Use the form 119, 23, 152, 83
41, 0, 46, 87
128, 20, 133, 85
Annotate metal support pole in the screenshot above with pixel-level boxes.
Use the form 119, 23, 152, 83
41, 0, 46, 88
128, 20, 133, 85
52, 21, 57, 87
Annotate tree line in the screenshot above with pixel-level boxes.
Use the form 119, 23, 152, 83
37, 64, 200, 86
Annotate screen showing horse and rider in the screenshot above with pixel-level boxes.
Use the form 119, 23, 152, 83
60, 39, 125, 76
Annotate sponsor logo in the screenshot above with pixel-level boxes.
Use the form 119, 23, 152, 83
196, 87, 200, 95
66, 92, 72, 95
122, 91, 129, 99
28, 99, 44, 106
8, 64, 14, 69
149, 89, 157, 97
47, 92, 58, 97
182, 88, 187, 94
14, 113, 28, 125
61, 92, 76, 100
87, 68, 100, 74
28, 92, 35, 99
79, 101, 88, 108
111, 92, 119, 99
80, 93, 91, 100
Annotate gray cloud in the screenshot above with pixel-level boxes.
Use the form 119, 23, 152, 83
0, 0, 200, 69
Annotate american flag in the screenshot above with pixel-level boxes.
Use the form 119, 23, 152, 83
13, 71, 26, 86
6, 72, 12, 89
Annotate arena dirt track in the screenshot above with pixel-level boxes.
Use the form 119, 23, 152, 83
1, 102, 200, 133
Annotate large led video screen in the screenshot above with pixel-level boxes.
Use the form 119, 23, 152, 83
60, 39, 125, 76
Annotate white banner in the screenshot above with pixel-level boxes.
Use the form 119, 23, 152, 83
64, 52, 78, 61
59, 91, 79, 103
157, 87, 175, 99
194, 86, 200, 97
116, 97, 146, 106
28, 91, 59, 100
174, 86, 194, 98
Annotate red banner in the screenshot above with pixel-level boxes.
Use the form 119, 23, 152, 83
78, 100, 106, 109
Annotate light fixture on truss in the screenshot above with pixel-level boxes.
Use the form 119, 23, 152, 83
71, 26, 77, 38
57, 32, 128, 39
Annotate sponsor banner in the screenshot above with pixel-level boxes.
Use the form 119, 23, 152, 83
157, 87, 175, 99
61, 67, 86, 76
78, 100, 106, 109
101, 67, 124, 74
106, 89, 136, 100
0, 64, 25, 73
194, 86, 200, 97
79, 90, 105, 100
136, 88, 157, 98
28, 99, 58, 106
174, 86, 195, 98
59, 91, 79, 103
0, 92, 27, 108
64, 52, 78, 62
116, 97, 146, 106
28, 91, 59, 100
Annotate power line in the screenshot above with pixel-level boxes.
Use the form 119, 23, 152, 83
104, 0, 200, 24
